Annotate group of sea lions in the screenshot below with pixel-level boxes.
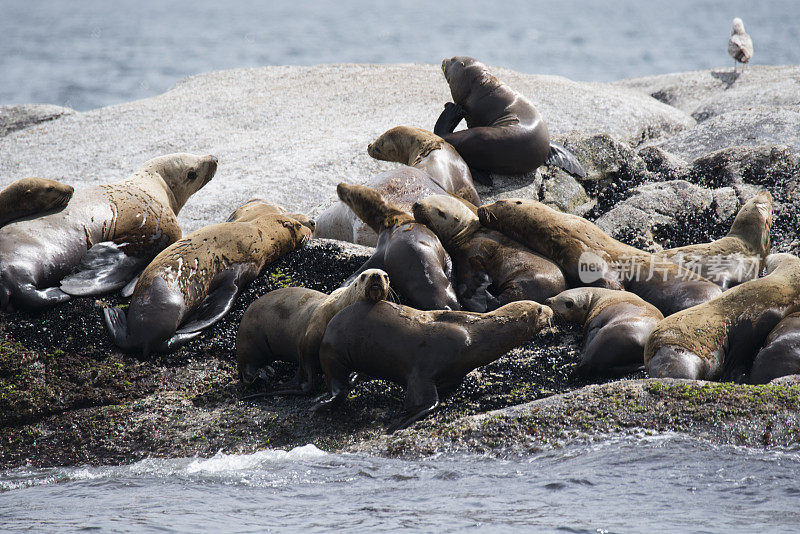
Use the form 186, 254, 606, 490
1, 56, 797, 432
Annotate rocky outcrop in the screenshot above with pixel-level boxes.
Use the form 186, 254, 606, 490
0, 104, 75, 136
1, 65, 799, 468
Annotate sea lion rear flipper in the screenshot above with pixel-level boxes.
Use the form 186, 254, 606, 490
175, 270, 241, 334
60, 242, 147, 296
156, 331, 202, 353
546, 142, 586, 178
15, 284, 71, 310
102, 306, 132, 350
433, 102, 466, 136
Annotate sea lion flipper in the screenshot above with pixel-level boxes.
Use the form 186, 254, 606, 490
120, 273, 141, 298
387, 377, 439, 433
174, 270, 240, 334
545, 142, 586, 178
15, 284, 71, 310
59, 242, 146, 297
433, 102, 466, 136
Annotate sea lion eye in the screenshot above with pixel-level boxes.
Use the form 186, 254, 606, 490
187, 171, 198, 180
437, 209, 446, 218
565, 301, 574, 309
360, 274, 366, 281
47, 186, 55, 192
515, 201, 522, 205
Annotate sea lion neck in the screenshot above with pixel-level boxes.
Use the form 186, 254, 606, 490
407, 133, 443, 167
447, 217, 481, 248
134, 170, 181, 215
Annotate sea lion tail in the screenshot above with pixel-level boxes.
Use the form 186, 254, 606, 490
102, 306, 133, 350
546, 142, 586, 178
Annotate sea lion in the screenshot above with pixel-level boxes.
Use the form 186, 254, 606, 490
314, 167, 449, 246
0, 177, 74, 227
103, 206, 311, 357
750, 312, 800, 384
645, 253, 800, 381
412, 195, 565, 311
227, 198, 315, 231
660, 191, 772, 289
236, 269, 390, 390
337, 182, 460, 311
313, 299, 553, 432
433, 56, 585, 185
478, 198, 722, 316
546, 287, 663, 376
367, 126, 480, 205
0, 153, 217, 312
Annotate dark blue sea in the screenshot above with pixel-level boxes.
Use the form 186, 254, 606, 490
1, 0, 797, 110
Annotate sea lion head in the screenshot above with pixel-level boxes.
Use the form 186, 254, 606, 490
546, 288, 594, 323
477, 198, 527, 232
729, 190, 772, 257
368, 126, 441, 166
351, 268, 391, 302
732, 17, 745, 35
228, 199, 315, 231
765, 253, 800, 275
336, 182, 413, 233
493, 300, 554, 329
14, 177, 74, 212
142, 153, 218, 214
412, 195, 478, 246
441, 56, 493, 104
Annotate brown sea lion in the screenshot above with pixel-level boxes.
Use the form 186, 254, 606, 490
0, 177, 73, 227
313, 299, 553, 432
645, 253, 800, 381
0, 153, 217, 311
337, 183, 460, 311
227, 198, 315, 232
433, 56, 584, 185
477, 198, 722, 316
103, 206, 311, 357
367, 126, 480, 205
750, 312, 800, 384
412, 195, 565, 311
547, 287, 663, 376
660, 191, 772, 289
236, 268, 390, 390
314, 167, 449, 246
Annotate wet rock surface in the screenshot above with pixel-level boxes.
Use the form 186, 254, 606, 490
1, 65, 799, 467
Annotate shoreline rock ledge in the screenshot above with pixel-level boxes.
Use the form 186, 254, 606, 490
1, 64, 799, 468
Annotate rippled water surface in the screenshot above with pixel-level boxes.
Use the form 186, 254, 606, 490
1, 0, 798, 110
2, 436, 799, 532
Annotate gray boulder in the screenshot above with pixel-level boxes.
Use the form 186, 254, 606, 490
0, 104, 75, 136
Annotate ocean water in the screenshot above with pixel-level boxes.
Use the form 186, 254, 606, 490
2, 436, 799, 532
1, 0, 798, 111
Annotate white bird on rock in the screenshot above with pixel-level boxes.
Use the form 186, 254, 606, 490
728, 17, 753, 73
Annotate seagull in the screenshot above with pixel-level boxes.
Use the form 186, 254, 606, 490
728, 17, 753, 73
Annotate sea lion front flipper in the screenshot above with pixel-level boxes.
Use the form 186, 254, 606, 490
15, 284, 71, 310
120, 273, 142, 298
545, 142, 586, 178
59, 242, 147, 296
433, 102, 466, 136
175, 270, 242, 334
387, 376, 439, 433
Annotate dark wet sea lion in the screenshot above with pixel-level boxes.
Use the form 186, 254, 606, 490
645, 253, 800, 381
313, 167, 449, 246
313, 299, 553, 432
478, 198, 722, 316
661, 191, 772, 289
750, 312, 800, 384
412, 195, 565, 311
0, 177, 73, 227
367, 126, 480, 205
236, 269, 390, 390
103, 206, 311, 357
547, 287, 663, 376
337, 182, 460, 311
0, 153, 217, 312
433, 56, 584, 185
